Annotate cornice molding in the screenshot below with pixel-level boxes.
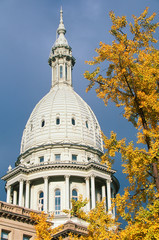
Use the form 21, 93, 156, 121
2, 161, 116, 181
0, 201, 38, 224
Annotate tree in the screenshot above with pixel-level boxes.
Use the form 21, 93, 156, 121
66, 196, 120, 240
30, 9, 159, 240
84, 7, 159, 239
30, 212, 62, 240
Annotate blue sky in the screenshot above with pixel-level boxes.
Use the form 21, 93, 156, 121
0, 0, 158, 206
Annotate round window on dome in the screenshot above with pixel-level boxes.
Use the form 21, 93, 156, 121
41, 120, 45, 127
72, 118, 75, 126
56, 117, 60, 125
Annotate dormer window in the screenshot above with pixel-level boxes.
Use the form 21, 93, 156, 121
60, 66, 63, 78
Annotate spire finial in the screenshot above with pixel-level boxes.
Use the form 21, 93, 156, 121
57, 7, 66, 35
60, 6, 63, 24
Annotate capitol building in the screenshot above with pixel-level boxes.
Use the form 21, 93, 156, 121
0, 8, 119, 239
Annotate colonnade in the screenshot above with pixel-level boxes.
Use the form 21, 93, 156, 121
6, 175, 112, 213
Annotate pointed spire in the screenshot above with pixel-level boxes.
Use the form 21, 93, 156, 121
57, 6, 66, 35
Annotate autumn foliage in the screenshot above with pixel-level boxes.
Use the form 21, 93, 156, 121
84, 7, 159, 239
30, 212, 62, 240
31, 8, 159, 240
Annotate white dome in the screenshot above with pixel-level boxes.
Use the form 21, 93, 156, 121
20, 83, 103, 155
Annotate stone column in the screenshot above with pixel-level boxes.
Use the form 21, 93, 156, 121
44, 177, 49, 213
91, 175, 95, 209
19, 179, 24, 206
25, 180, 30, 208
65, 175, 70, 210
102, 185, 106, 200
52, 65, 54, 86
106, 179, 111, 213
6, 185, 11, 203
85, 177, 90, 211
102, 184, 106, 209
13, 190, 17, 205
112, 188, 115, 218
56, 64, 58, 81
69, 63, 72, 84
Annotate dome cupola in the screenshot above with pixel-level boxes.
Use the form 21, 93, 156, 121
48, 7, 75, 87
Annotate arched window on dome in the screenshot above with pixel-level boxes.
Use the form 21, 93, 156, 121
55, 189, 61, 215
72, 189, 78, 202
56, 117, 60, 125
38, 191, 44, 211
72, 118, 75, 126
41, 120, 45, 127
85, 120, 89, 129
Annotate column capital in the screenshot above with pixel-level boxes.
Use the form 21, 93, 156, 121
43, 176, 49, 181
85, 176, 90, 181
6, 183, 11, 189
106, 179, 112, 184
26, 180, 30, 184
19, 178, 24, 183
91, 174, 96, 178
65, 175, 70, 179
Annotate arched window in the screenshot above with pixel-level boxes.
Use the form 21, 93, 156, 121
56, 117, 60, 125
86, 121, 88, 128
60, 66, 63, 78
72, 189, 78, 201
72, 118, 75, 125
41, 120, 45, 127
55, 189, 61, 215
38, 191, 44, 211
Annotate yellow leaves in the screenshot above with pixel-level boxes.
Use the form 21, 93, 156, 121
118, 198, 159, 240
84, 9, 159, 132
30, 212, 62, 240
66, 195, 88, 220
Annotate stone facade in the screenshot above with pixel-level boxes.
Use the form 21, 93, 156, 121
0, 201, 36, 240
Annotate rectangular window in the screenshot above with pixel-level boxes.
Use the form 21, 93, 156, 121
1, 231, 9, 240
60, 66, 63, 78
55, 154, 61, 161
72, 154, 77, 161
23, 235, 31, 240
39, 156, 44, 163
